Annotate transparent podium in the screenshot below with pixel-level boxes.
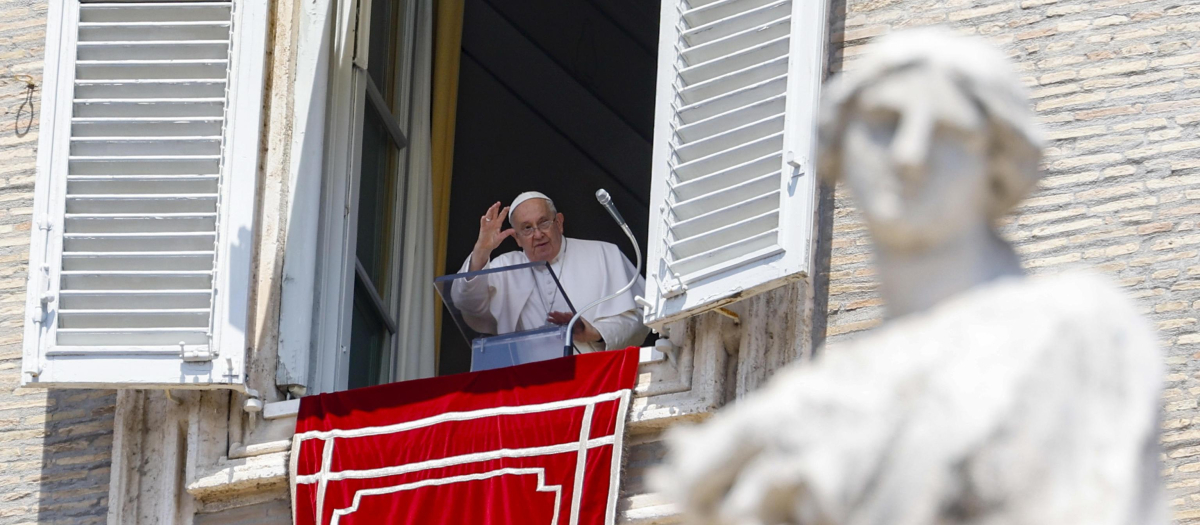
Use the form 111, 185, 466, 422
435, 261, 577, 372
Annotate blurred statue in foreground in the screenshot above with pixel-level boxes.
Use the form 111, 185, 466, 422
651, 28, 1164, 525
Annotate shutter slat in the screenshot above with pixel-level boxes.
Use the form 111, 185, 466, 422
70, 138, 222, 157
58, 290, 213, 311
673, 113, 783, 163
673, 131, 783, 180
65, 215, 216, 233
670, 210, 779, 262
68, 178, 219, 194
65, 195, 218, 215
72, 118, 223, 138
58, 310, 210, 330
63, 233, 216, 252
677, 75, 787, 124
670, 191, 779, 240
681, 0, 790, 46
678, 36, 788, 86
671, 230, 780, 279
73, 100, 225, 118
57, 329, 210, 347
76, 80, 226, 98
67, 160, 219, 175
672, 171, 778, 219
60, 271, 213, 291
680, 16, 789, 65
74, 60, 230, 80
679, 56, 788, 105
677, 93, 785, 143
673, 154, 779, 203
67, 175, 220, 181
62, 251, 215, 271
76, 41, 230, 61
682, 0, 777, 27
79, 25, 232, 41
80, 4, 232, 23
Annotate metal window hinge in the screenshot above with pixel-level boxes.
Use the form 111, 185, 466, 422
662, 281, 686, 298
785, 151, 806, 176
180, 341, 217, 362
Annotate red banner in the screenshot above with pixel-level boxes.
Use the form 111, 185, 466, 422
291, 348, 640, 525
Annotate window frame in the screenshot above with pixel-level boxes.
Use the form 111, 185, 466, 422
309, 0, 420, 394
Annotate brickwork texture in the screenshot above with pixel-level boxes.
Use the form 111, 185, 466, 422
0, 1, 115, 524
822, 0, 1200, 521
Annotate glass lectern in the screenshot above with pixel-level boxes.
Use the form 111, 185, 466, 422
434, 261, 577, 372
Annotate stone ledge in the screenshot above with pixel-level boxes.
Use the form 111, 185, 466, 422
618, 493, 682, 524
187, 450, 290, 503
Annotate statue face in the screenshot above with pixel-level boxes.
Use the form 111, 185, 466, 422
840, 67, 991, 252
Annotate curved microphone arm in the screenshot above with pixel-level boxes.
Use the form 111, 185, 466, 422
564, 190, 643, 354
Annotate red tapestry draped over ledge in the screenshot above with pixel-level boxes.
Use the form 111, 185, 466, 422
291, 348, 640, 525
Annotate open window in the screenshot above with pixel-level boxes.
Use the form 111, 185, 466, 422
275, 0, 434, 395
21, 0, 269, 388
437, 0, 661, 375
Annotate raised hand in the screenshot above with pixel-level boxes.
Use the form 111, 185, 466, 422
469, 202, 515, 272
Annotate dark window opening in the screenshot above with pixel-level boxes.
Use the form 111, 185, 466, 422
440, 0, 661, 375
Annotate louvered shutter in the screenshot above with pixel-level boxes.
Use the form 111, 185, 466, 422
641, 0, 827, 328
21, 0, 268, 388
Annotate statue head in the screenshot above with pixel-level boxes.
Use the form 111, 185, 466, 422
818, 28, 1044, 253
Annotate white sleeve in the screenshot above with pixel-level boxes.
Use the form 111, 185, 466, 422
588, 309, 651, 350
449, 256, 498, 335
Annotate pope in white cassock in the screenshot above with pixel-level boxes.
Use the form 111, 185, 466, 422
451, 191, 650, 353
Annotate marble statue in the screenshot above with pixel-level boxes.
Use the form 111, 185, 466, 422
650, 28, 1165, 525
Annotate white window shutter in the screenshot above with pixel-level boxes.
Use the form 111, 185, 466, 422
642, 0, 828, 328
21, 0, 268, 388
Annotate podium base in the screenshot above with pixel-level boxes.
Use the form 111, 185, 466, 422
470, 325, 571, 372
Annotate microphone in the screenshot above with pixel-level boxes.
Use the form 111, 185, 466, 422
596, 189, 626, 227
564, 190, 643, 354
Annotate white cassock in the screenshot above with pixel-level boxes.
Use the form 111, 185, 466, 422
450, 237, 650, 352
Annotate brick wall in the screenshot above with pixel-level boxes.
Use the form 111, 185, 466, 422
0, 1, 115, 524
822, 0, 1200, 521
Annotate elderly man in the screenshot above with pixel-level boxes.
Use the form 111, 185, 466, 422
451, 191, 649, 352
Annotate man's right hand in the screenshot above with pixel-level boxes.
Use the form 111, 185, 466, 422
469, 202, 515, 272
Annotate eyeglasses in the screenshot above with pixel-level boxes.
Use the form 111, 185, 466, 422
515, 218, 556, 238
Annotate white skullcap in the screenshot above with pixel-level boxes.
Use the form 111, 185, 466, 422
508, 191, 553, 222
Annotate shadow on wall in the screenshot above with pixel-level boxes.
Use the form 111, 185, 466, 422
34, 389, 116, 525
808, 0, 848, 354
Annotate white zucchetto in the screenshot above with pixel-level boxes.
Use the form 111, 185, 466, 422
508, 191, 554, 223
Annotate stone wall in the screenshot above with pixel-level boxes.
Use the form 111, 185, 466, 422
0, 1, 115, 523
821, 0, 1200, 521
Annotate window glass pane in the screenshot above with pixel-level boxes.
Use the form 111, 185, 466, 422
348, 277, 388, 389
366, 0, 395, 93
356, 104, 395, 290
